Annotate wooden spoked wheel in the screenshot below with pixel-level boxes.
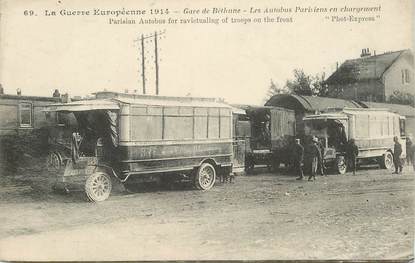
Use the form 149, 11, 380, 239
381, 152, 394, 170
46, 152, 62, 172
336, 156, 347, 174
85, 172, 112, 202
194, 163, 216, 190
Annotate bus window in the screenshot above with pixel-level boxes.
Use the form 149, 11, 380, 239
399, 118, 406, 137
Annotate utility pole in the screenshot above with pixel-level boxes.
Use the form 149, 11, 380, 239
154, 31, 159, 95
135, 30, 165, 96
141, 34, 146, 95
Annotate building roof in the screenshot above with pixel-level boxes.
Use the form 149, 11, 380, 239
359, 101, 415, 117
265, 94, 361, 112
325, 50, 410, 84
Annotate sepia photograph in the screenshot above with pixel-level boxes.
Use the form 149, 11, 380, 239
0, 0, 414, 261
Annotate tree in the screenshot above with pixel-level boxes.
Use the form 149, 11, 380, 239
389, 90, 415, 106
285, 69, 313, 96
264, 69, 329, 102
311, 72, 329, 97
284, 69, 328, 96
263, 79, 289, 103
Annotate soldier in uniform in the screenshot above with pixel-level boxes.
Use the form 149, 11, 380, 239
305, 137, 321, 181
293, 139, 305, 180
345, 139, 359, 175
393, 136, 403, 174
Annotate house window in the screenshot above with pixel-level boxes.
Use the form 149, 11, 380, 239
19, 103, 32, 127
402, 69, 411, 84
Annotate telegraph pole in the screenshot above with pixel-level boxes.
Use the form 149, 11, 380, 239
154, 31, 159, 95
141, 34, 146, 95
135, 30, 165, 95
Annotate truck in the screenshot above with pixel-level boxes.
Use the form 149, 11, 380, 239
233, 106, 296, 172
303, 108, 406, 174
45, 95, 235, 201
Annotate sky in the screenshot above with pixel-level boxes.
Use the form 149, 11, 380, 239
0, 0, 413, 105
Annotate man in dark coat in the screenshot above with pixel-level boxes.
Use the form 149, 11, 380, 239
345, 139, 359, 175
305, 138, 321, 181
293, 139, 304, 180
406, 136, 413, 166
315, 137, 325, 176
393, 136, 403, 174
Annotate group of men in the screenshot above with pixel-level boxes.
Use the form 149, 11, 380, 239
291, 135, 409, 180
292, 136, 326, 181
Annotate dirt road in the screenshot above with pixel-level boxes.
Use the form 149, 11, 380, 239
0, 164, 413, 260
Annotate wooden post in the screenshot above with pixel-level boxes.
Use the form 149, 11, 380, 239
141, 34, 146, 95
155, 31, 159, 95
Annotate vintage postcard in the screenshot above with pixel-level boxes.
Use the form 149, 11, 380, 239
0, 0, 413, 261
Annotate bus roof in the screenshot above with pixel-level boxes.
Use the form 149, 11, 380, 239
45, 99, 120, 112
114, 96, 231, 108
303, 113, 348, 121
45, 96, 231, 112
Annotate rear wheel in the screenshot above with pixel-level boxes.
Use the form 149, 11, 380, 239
194, 163, 216, 190
336, 156, 347, 174
380, 152, 394, 169
85, 172, 112, 202
46, 152, 62, 172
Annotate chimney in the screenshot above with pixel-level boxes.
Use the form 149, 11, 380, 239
360, 48, 371, 57
53, 89, 61, 98
17, 88, 21, 95
61, 93, 70, 103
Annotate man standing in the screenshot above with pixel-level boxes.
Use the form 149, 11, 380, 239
406, 136, 412, 166
293, 139, 304, 180
393, 136, 403, 174
306, 138, 321, 181
345, 139, 359, 175
315, 137, 325, 176
411, 143, 415, 172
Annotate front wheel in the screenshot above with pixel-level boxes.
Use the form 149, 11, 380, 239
380, 152, 394, 170
85, 172, 112, 202
336, 156, 347, 174
194, 163, 216, 190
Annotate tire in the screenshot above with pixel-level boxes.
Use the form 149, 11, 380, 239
46, 152, 62, 172
85, 172, 112, 202
194, 163, 216, 190
336, 156, 347, 174
380, 152, 394, 170
272, 161, 281, 172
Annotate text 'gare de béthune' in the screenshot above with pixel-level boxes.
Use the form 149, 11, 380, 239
46, 5, 381, 17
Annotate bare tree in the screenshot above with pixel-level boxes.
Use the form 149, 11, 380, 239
263, 79, 289, 103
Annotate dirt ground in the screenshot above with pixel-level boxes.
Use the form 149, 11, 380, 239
0, 160, 414, 261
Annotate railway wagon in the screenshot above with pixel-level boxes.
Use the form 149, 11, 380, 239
303, 108, 406, 174
45, 95, 234, 201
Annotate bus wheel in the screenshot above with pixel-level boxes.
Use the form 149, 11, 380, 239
380, 152, 394, 170
336, 156, 347, 174
85, 172, 112, 202
194, 163, 216, 190
46, 152, 62, 172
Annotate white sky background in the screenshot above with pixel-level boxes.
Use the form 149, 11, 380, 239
0, 0, 413, 105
